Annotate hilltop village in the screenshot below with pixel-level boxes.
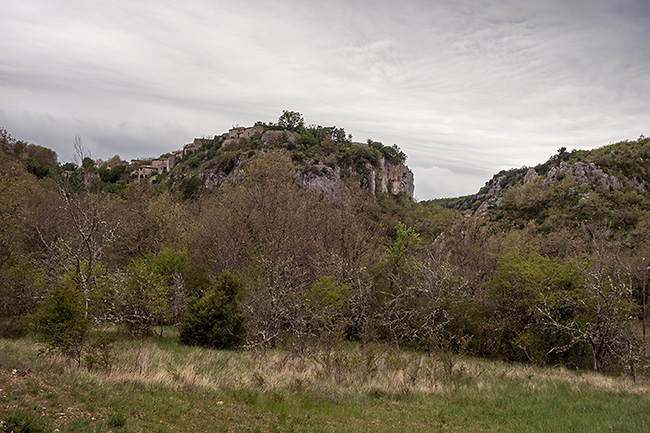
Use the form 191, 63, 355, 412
110, 124, 415, 199
124, 126, 260, 181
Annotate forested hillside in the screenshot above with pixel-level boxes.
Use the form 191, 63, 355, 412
1, 119, 649, 380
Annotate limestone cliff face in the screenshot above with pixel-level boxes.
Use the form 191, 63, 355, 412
199, 152, 414, 201
472, 174, 509, 214
297, 157, 414, 199
367, 158, 415, 198
294, 164, 349, 200
544, 161, 624, 190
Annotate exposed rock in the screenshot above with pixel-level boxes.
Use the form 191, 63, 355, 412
202, 170, 228, 188
259, 131, 298, 147
365, 158, 414, 198
294, 156, 414, 200
295, 164, 349, 200
545, 161, 623, 190
471, 174, 508, 214
523, 168, 538, 185
380, 158, 415, 197
201, 168, 245, 188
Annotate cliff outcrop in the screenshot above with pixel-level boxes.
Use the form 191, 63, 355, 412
295, 157, 415, 200
367, 158, 415, 197
169, 121, 417, 202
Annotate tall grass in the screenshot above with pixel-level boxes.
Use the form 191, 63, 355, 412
1, 329, 649, 432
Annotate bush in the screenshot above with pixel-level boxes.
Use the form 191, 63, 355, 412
85, 330, 117, 372
179, 271, 245, 349
31, 286, 91, 364
0, 316, 29, 339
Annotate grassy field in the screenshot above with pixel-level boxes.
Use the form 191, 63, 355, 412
1, 329, 649, 432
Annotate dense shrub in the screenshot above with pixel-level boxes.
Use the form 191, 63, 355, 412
0, 316, 29, 339
31, 286, 91, 364
179, 271, 245, 349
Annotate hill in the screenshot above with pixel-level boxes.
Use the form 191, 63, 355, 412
155, 120, 414, 201
435, 135, 650, 233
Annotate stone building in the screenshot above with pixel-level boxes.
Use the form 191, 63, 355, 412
134, 155, 176, 181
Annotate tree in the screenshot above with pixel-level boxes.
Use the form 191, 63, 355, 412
278, 110, 305, 132
0, 152, 47, 335
485, 250, 583, 363
536, 266, 641, 374
108, 249, 188, 337
31, 285, 91, 365
179, 271, 245, 349
35, 157, 117, 320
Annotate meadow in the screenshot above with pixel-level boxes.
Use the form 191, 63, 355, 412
1, 328, 649, 433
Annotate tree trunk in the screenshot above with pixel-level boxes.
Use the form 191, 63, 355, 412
592, 346, 601, 372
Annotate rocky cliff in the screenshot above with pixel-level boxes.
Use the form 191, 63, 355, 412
295, 157, 415, 200
367, 158, 415, 198
444, 138, 650, 216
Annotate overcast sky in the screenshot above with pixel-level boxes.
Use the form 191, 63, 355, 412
1, 0, 649, 199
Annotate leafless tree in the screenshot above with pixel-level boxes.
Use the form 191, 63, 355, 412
537, 261, 641, 374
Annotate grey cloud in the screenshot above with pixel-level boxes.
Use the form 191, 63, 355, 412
1, 0, 648, 199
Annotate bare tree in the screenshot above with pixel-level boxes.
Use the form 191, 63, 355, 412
537, 262, 641, 374
35, 138, 115, 318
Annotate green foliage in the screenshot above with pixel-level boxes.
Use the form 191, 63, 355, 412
338, 144, 382, 179
186, 154, 202, 168
109, 249, 189, 337
31, 286, 91, 363
178, 175, 201, 200
216, 151, 237, 174
84, 330, 117, 372
381, 143, 407, 164
386, 222, 420, 269
82, 156, 95, 171
277, 110, 305, 132
485, 250, 585, 363
179, 271, 245, 349
98, 164, 128, 184
308, 276, 351, 310
306, 276, 352, 339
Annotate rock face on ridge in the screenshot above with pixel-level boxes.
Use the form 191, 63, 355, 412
295, 164, 348, 200
295, 156, 414, 200
367, 158, 415, 198
176, 123, 416, 202
468, 160, 628, 215
544, 161, 623, 190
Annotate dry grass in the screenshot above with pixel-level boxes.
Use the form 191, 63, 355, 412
2, 332, 650, 432
2, 335, 646, 398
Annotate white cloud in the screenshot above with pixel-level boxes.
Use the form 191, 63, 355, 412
412, 164, 493, 201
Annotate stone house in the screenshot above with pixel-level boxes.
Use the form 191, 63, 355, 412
183, 138, 205, 155
134, 155, 176, 181
227, 125, 264, 140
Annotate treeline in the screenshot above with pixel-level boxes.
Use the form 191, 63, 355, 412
0, 127, 648, 378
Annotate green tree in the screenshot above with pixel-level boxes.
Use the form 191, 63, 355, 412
31, 286, 91, 365
112, 249, 188, 337
387, 222, 420, 271
536, 265, 642, 374
485, 250, 583, 363
278, 110, 305, 132
179, 271, 245, 349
